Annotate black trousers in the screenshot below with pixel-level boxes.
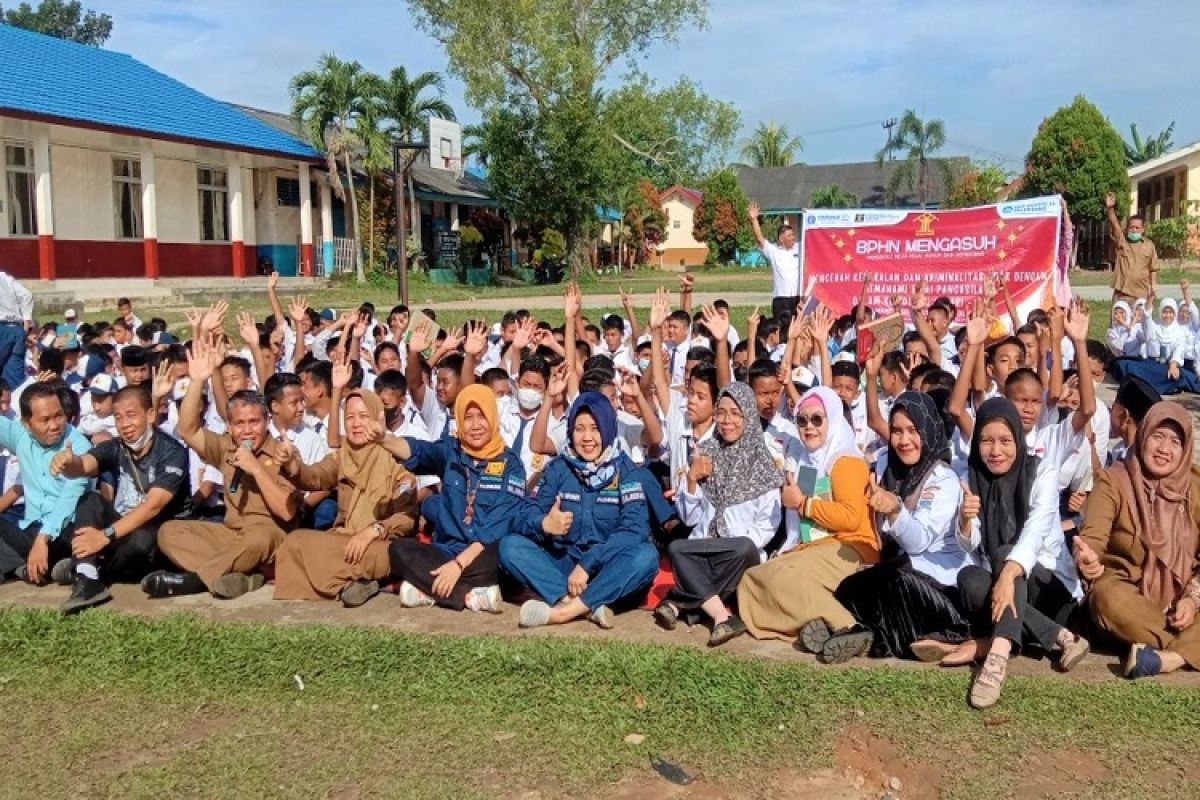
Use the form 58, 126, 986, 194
71, 491, 161, 582
666, 537, 759, 609
0, 517, 71, 578
835, 555, 971, 659
957, 547, 1075, 654
772, 295, 801, 327
388, 538, 499, 611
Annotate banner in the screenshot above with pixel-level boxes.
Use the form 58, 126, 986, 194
799, 196, 1066, 322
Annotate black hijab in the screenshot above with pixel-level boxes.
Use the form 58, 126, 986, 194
967, 397, 1039, 558
882, 391, 948, 503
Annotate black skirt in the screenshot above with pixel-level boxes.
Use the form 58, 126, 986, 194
835, 555, 971, 659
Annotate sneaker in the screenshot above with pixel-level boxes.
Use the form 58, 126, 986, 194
1123, 643, 1163, 680
969, 652, 1009, 708
465, 585, 503, 614
1056, 633, 1090, 673
817, 625, 874, 664
708, 615, 748, 647
211, 572, 266, 600
339, 579, 380, 608
398, 580, 436, 608
589, 604, 615, 630
50, 558, 75, 586
60, 577, 112, 615
796, 618, 832, 654
519, 599, 551, 628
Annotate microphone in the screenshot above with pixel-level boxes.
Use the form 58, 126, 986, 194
228, 439, 254, 494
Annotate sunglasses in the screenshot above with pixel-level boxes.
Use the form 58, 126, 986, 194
795, 413, 826, 429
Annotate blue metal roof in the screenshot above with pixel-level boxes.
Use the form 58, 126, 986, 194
0, 25, 319, 160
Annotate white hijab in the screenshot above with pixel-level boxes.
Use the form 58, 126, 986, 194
793, 386, 863, 478
1157, 298, 1188, 346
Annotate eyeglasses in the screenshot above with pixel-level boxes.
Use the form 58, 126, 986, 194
795, 413, 825, 429
714, 409, 744, 421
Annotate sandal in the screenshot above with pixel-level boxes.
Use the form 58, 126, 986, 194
940, 638, 987, 668
796, 618, 832, 654
817, 626, 874, 665
969, 652, 1009, 709
910, 639, 957, 663
653, 601, 679, 631
708, 615, 747, 647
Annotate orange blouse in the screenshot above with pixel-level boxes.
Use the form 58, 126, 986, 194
807, 455, 879, 565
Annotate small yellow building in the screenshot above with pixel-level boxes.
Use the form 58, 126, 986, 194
1129, 141, 1200, 221
658, 185, 708, 269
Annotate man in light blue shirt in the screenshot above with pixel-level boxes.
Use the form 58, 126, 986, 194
0, 382, 99, 612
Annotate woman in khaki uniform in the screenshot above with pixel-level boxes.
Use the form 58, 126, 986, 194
273, 389, 418, 607
1076, 402, 1200, 678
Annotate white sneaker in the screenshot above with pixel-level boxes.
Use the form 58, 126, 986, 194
398, 581, 435, 608
465, 585, 503, 614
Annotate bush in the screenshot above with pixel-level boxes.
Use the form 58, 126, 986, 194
1146, 202, 1200, 262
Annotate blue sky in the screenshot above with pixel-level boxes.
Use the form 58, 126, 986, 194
102, 0, 1198, 171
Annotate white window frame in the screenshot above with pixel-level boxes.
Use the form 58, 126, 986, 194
197, 165, 229, 242
3, 141, 37, 237
112, 156, 143, 239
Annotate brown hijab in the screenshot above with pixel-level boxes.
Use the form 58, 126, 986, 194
1113, 402, 1199, 609
339, 389, 413, 533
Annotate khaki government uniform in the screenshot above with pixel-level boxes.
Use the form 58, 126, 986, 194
1110, 233, 1159, 303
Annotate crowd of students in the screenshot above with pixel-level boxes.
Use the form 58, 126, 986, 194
0, 265, 1196, 711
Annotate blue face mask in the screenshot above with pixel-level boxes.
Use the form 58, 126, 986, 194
1126, 231, 1143, 242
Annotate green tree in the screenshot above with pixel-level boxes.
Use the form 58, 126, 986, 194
1145, 200, 1200, 265
2, 0, 111, 45
693, 169, 751, 264
808, 184, 859, 209
355, 82, 394, 277
406, 0, 707, 275
290, 54, 376, 280
1021, 95, 1128, 221
1124, 121, 1175, 166
740, 121, 803, 167
874, 109, 948, 207
943, 163, 1010, 209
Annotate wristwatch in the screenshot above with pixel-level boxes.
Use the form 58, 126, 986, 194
371, 521, 386, 539
103, 526, 117, 541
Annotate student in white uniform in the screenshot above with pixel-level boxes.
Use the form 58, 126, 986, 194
664, 382, 782, 647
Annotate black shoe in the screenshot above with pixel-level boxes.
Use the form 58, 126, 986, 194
61, 577, 112, 615
796, 618, 832, 654
817, 625, 874, 665
339, 579, 380, 608
140, 570, 206, 598
708, 614, 747, 647
653, 601, 679, 631
50, 558, 75, 586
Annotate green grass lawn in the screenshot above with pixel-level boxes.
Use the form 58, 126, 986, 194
0, 610, 1196, 799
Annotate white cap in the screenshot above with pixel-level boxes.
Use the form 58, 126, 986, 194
65, 308, 78, 319
89, 374, 117, 395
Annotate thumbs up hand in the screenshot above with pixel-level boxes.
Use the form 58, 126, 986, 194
781, 470, 807, 513
542, 495, 574, 536
959, 479, 981, 532
49, 441, 74, 477
1072, 537, 1104, 581
867, 472, 900, 517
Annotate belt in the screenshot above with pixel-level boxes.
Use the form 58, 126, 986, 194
0, 319, 22, 326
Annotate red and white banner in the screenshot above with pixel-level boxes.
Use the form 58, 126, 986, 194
799, 196, 1066, 322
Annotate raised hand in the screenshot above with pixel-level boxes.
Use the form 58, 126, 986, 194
187, 334, 216, 382
408, 320, 433, 354
748, 200, 761, 219
620, 286, 635, 309
1064, 297, 1090, 341
747, 305, 762, 330
547, 362, 569, 399
184, 308, 203, 331
982, 273, 997, 301
268, 270, 279, 291
911, 280, 928, 312
236, 311, 259, 347
440, 324, 464, 354
199, 301, 228, 334
889, 294, 904, 315
289, 296, 308, 325
701, 304, 730, 343
352, 313, 369, 340
563, 282, 582, 319
1104, 191, 1116, 209
649, 287, 669, 330
151, 359, 174, 407
788, 309, 808, 342
49, 440, 74, 477
542, 496, 574, 535
1047, 304, 1066, 342
511, 317, 535, 353
618, 369, 640, 398
865, 338, 886, 377
965, 302, 990, 346
811, 305, 834, 343
331, 349, 352, 392
463, 320, 489, 358
679, 274, 695, 293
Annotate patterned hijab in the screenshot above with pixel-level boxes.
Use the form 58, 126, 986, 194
1113, 402, 1198, 610
883, 391, 949, 504
699, 382, 782, 537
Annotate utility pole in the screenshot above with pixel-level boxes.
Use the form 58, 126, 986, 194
881, 118, 898, 161
393, 141, 428, 304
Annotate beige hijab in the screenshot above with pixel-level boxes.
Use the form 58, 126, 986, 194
339, 389, 412, 533
1113, 402, 1199, 609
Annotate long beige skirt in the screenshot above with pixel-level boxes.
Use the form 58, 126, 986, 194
273, 529, 393, 601
737, 540, 862, 641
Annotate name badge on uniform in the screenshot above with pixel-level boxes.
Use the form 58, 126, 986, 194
484, 461, 505, 476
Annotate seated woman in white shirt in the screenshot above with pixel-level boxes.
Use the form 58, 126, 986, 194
835, 391, 974, 661
1144, 297, 1190, 379
659, 382, 783, 647
1106, 301, 1145, 359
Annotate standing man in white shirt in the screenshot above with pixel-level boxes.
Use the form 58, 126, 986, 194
0, 272, 33, 391
748, 202, 801, 325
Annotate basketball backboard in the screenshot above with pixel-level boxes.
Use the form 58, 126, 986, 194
428, 117, 462, 174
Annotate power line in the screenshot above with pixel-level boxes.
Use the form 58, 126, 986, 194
796, 120, 886, 138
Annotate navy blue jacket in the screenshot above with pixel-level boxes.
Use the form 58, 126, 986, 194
406, 437, 526, 558
514, 453, 651, 573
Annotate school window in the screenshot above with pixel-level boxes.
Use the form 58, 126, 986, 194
198, 166, 229, 241
112, 156, 142, 239
4, 143, 36, 236
673, 220, 681, 229
276, 177, 300, 207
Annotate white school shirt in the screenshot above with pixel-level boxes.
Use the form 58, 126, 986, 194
938, 332, 958, 366
663, 397, 714, 500
761, 240, 801, 298
1106, 324, 1146, 359
676, 485, 783, 563
762, 414, 798, 471
417, 385, 451, 440
1058, 398, 1110, 493
269, 421, 329, 466
873, 459, 976, 587
1026, 415, 1085, 477
499, 397, 550, 478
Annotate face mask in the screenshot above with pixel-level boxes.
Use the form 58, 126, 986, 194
516, 386, 544, 412
1126, 232, 1143, 242
637, 357, 651, 372
124, 425, 154, 452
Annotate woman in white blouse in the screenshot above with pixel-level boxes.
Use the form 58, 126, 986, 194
658, 382, 782, 647
834, 391, 975, 660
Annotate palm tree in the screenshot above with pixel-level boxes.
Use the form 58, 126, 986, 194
356, 81, 393, 275
291, 54, 375, 280
1124, 122, 1175, 166
462, 122, 488, 168
874, 109, 948, 207
809, 184, 859, 209
379, 67, 455, 253
740, 121, 803, 168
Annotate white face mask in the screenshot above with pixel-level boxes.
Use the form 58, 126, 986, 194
637, 357, 652, 372
515, 386, 544, 412
124, 425, 154, 452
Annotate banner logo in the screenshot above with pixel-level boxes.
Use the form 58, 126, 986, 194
914, 212, 938, 237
